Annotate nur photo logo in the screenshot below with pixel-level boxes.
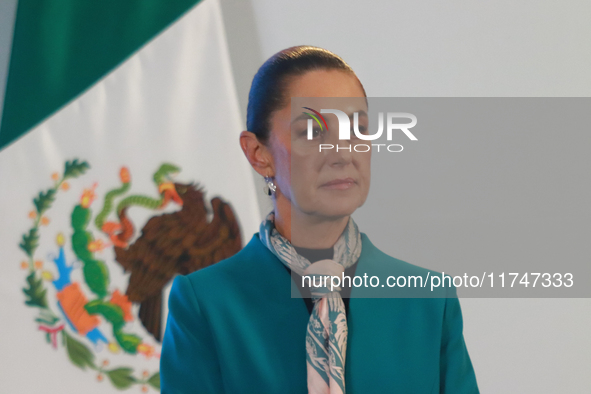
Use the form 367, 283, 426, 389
302, 107, 418, 153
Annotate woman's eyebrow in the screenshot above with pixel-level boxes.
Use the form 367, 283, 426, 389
291, 109, 368, 124
291, 112, 310, 124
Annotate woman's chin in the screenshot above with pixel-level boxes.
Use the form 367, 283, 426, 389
311, 201, 359, 219
293, 191, 366, 218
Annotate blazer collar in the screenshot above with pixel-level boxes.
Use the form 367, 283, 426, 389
248, 231, 384, 298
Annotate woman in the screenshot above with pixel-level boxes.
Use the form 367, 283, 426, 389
160, 46, 479, 393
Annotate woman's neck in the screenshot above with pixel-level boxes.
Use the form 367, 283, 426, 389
273, 196, 349, 249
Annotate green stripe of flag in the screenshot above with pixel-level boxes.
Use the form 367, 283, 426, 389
0, 0, 202, 151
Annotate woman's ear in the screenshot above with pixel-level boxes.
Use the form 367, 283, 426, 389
239, 131, 274, 177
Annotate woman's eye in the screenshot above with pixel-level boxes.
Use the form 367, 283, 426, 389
301, 128, 323, 139
351, 125, 367, 139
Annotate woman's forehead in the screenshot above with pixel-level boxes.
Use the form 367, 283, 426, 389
289, 97, 368, 122
286, 69, 365, 98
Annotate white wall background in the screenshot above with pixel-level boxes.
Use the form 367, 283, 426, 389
1, 0, 590, 392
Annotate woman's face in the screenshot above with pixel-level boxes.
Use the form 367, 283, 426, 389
267, 69, 371, 220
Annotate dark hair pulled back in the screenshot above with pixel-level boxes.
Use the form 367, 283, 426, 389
246, 45, 364, 144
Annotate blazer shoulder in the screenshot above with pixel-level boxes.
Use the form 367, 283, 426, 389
360, 233, 456, 298
182, 232, 281, 293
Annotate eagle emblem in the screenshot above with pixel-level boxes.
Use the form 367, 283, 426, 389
19, 159, 242, 390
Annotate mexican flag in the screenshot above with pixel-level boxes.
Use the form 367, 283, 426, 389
0, 1, 260, 392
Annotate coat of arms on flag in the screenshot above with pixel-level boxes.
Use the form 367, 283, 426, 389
19, 158, 242, 391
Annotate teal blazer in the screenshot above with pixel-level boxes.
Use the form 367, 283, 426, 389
160, 232, 479, 393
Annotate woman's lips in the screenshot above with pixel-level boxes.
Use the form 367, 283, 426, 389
321, 178, 356, 190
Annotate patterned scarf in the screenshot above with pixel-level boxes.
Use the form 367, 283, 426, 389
259, 210, 362, 394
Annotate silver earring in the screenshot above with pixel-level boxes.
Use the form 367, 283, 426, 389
264, 176, 276, 196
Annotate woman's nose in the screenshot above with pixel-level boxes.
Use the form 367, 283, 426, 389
325, 132, 353, 166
